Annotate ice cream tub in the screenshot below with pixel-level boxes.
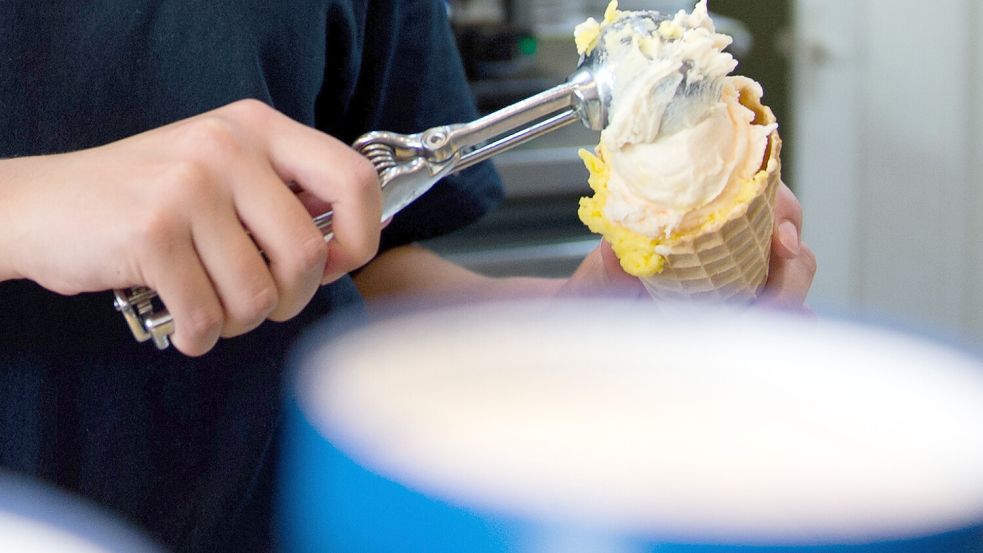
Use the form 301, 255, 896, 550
277, 301, 983, 552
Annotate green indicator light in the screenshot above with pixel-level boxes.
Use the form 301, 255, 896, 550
518, 36, 538, 56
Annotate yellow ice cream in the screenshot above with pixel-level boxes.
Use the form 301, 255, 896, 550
573, 0, 620, 55
576, 1, 778, 278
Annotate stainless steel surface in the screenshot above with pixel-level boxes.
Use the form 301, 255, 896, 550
113, 288, 175, 349
383, 81, 583, 168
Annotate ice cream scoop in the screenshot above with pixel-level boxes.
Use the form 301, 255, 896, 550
569, 10, 674, 131
111, 6, 684, 349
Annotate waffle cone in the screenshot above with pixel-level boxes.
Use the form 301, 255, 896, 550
640, 126, 782, 303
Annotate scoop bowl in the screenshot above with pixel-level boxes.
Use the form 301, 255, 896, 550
569, 10, 673, 131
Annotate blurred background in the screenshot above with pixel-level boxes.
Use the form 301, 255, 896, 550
428, 0, 983, 351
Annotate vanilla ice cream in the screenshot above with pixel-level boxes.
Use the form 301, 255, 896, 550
576, 1, 780, 282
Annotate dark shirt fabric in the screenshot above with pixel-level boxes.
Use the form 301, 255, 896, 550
0, 1, 502, 551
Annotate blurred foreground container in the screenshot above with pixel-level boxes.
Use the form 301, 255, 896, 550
0, 472, 163, 553
278, 301, 983, 552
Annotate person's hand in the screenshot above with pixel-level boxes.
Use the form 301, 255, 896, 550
0, 99, 382, 356
758, 182, 817, 310
559, 240, 647, 299
559, 182, 816, 306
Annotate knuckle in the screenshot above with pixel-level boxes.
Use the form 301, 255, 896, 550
164, 159, 209, 187
179, 343, 210, 358
801, 243, 818, 274
295, 233, 330, 275
182, 306, 223, 342
225, 98, 273, 122
356, 234, 381, 267
135, 207, 182, 251
350, 155, 381, 194
156, 159, 227, 214
791, 200, 804, 222
333, 229, 379, 274
229, 284, 279, 327
179, 116, 242, 159
162, 160, 212, 198
350, 217, 382, 269
251, 284, 280, 316
776, 184, 801, 212
274, 232, 329, 291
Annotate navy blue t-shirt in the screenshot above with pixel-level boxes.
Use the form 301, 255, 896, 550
0, 1, 502, 551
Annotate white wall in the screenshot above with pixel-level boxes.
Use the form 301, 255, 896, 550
968, 1, 983, 348
793, 0, 983, 346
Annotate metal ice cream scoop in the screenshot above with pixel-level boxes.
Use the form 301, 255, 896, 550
114, 12, 668, 350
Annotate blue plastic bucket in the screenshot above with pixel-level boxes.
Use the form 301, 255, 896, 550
279, 302, 983, 552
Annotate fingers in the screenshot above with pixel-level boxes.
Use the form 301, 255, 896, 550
294, 190, 333, 220
761, 240, 817, 309
560, 241, 646, 299
229, 162, 328, 322
761, 182, 816, 308
239, 101, 382, 284
12, 100, 383, 357
189, 198, 278, 337
599, 241, 647, 297
145, 237, 224, 357
144, 100, 381, 354
772, 182, 804, 259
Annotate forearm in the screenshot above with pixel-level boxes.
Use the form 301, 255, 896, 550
354, 244, 564, 304
0, 156, 36, 282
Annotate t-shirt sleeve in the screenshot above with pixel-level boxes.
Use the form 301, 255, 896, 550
325, 0, 504, 252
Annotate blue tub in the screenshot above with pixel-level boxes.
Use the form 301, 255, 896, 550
279, 302, 983, 552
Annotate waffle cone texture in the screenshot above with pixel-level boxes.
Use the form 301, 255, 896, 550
578, 82, 782, 302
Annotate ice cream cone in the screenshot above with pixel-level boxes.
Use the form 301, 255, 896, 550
578, 83, 782, 303
640, 120, 781, 303
574, 1, 783, 303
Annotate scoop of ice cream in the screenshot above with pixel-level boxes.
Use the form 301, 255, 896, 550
576, 0, 779, 277
590, 1, 738, 147
604, 79, 775, 236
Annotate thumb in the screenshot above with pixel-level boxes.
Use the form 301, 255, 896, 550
560, 241, 646, 299
595, 241, 641, 289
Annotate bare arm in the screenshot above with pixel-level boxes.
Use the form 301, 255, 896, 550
356, 182, 816, 308
354, 243, 562, 305
0, 99, 382, 356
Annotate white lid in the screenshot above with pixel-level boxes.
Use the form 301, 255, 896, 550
300, 301, 983, 545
